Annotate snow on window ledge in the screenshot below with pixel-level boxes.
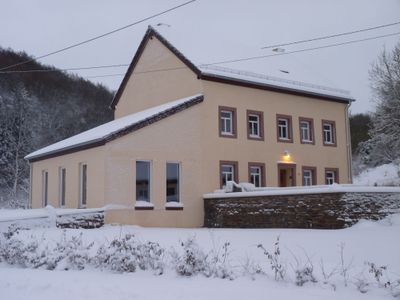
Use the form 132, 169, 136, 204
135, 201, 154, 210
165, 201, 184, 210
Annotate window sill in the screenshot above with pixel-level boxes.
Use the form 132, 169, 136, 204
278, 138, 293, 143
248, 135, 263, 141
323, 142, 337, 147
220, 132, 237, 139
301, 140, 314, 144
135, 200, 154, 210
165, 202, 184, 210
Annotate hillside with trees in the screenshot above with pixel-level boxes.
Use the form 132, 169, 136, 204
0, 48, 114, 208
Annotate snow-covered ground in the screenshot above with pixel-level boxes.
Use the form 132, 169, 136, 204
354, 163, 400, 187
1, 214, 400, 300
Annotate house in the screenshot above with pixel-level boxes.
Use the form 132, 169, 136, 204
25, 26, 354, 227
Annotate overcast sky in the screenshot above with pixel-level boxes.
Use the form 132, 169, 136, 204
1, 0, 399, 114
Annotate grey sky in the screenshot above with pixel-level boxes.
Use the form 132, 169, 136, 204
1, 0, 399, 114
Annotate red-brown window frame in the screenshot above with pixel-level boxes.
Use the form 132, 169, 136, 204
322, 120, 337, 147
248, 162, 266, 187
301, 166, 317, 186
219, 160, 239, 188
276, 114, 293, 143
247, 110, 264, 141
325, 168, 339, 184
218, 106, 237, 138
299, 117, 315, 145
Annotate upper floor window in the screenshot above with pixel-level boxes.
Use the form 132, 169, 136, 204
59, 167, 66, 207
247, 110, 264, 140
248, 163, 265, 187
220, 161, 238, 188
79, 163, 87, 207
276, 114, 293, 143
42, 170, 48, 207
302, 166, 316, 186
166, 162, 180, 203
325, 168, 339, 185
136, 160, 151, 202
219, 106, 237, 138
299, 117, 314, 144
322, 120, 336, 146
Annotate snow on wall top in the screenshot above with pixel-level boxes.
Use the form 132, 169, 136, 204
25, 94, 203, 161
204, 184, 400, 199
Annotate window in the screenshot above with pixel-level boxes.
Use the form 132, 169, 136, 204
247, 110, 264, 140
42, 170, 48, 207
79, 163, 87, 207
59, 167, 66, 207
322, 120, 336, 146
302, 166, 316, 186
219, 106, 237, 138
276, 114, 293, 142
136, 161, 151, 202
325, 168, 339, 185
248, 163, 265, 187
299, 117, 314, 144
166, 163, 180, 202
220, 161, 238, 188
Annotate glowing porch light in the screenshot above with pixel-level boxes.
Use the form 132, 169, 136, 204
282, 150, 292, 163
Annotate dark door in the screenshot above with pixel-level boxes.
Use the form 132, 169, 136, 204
278, 164, 296, 187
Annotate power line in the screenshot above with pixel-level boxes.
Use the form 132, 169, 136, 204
203, 31, 400, 66
1, 31, 399, 78
0, 64, 129, 74
261, 20, 400, 49
0, 0, 196, 72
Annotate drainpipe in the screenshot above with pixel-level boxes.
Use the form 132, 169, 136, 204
345, 102, 353, 183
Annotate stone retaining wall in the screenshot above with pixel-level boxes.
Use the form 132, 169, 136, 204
204, 192, 400, 229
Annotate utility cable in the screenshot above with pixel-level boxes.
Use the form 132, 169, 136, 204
0, 0, 196, 71
261, 20, 400, 49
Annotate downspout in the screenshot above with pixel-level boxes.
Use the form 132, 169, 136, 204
345, 102, 353, 183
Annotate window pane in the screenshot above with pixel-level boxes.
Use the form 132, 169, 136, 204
42, 171, 48, 207
136, 161, 150, 202
60, 168, 66, 207
221, 110, 233, 134
250, 166, 262, 187
249, 115, 260, 136
221, 164, 234, 187
166, 163, 180, 202
80, 164, 87, 206
303, 170, 312, 186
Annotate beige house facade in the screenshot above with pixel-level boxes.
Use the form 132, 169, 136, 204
26, 27, 354, 227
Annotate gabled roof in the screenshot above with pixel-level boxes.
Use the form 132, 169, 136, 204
110, 26, 354, 110
26, 94, 204, 162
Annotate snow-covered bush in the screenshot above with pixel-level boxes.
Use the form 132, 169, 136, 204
171, 237, 210, 276
94, 234, 165, 274
258, 236, 286, 281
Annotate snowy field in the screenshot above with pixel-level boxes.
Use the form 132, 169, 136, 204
354, 163, 400, 187
1, 214, 400, 300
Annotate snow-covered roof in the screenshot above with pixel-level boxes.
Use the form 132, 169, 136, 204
111, 27, 354, 109
25, 94, 203, 162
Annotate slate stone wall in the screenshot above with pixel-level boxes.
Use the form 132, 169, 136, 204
204, 192, 400, 229
57, 212, 104, 229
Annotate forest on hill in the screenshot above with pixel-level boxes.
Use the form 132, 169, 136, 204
0, 48, 114, 207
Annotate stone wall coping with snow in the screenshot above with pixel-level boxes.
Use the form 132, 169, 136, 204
203, 184, 400, 199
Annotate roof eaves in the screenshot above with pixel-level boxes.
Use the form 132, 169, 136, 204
200, 72, 354, 104
109, 26, 201, 110
28, 94, 204, 163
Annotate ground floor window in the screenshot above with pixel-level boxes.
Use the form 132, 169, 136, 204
42, 170, 48, 207
325, 168, 339, 185
166, 162, 180, 202
220, 161, 238, 188
302, 166, 316, 186
248, 163, 265, 187
79, 163, 87, 207
59, 167, 66, 207
136, 161, 151, 202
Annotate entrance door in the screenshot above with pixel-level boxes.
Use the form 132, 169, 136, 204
278, 164, 296, 187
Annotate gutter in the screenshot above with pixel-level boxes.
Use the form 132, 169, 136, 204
345, 102, 353, 183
